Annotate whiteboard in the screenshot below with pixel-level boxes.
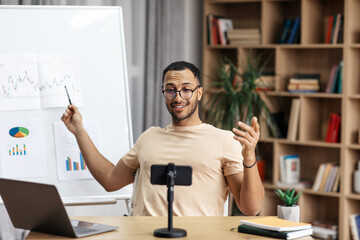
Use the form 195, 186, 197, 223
0, 6, 133, 201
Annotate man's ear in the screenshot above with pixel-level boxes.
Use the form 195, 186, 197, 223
197, 86, 203, 101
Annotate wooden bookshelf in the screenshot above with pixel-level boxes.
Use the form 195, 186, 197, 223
202, 0, 360, 239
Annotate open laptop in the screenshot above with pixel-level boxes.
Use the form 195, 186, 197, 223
0, 178, 118, 238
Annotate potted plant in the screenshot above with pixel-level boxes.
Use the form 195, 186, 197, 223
206, 52, 278, 136
274, 187, 303, 222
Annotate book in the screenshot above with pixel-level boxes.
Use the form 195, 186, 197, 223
239, 216, 312, 232
287, 17, 300, 44
325, 64, 339, 93
279, 155, 286, 183
238, 224, 313, 240
325, 15, 334, 44
350, 214, 360, 240
332, 14, 341, 44
279, 18, 293, 44
312, 226, 337, 239
284, 155, 300, 184
292, 73, 320, 79
312, 163, 327, 191
331, 166, 341, 192
287, 98, 301, 140
325, 113, 341, 143
217, 18, 233, 45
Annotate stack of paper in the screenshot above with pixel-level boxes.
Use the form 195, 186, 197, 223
238, 216, 313, 239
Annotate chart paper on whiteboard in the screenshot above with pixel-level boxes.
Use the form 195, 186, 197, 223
53, 121, 98, 181
0, 52, 83, 111
0, 119, 46, 178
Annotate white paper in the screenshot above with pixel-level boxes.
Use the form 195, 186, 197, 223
53, 121, 98, 181
0, 53, 41, 111
38, 52, 83, 108
0, 119, 46, 178
0, 52, 83, 111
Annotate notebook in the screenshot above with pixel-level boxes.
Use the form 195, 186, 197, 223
0, 178, 118, 238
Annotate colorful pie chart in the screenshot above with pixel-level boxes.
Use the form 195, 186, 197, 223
9, 127, 29, 138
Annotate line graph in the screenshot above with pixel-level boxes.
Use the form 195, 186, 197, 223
0, 52, 83, 110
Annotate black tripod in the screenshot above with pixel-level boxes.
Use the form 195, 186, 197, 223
150, 163, 192, 238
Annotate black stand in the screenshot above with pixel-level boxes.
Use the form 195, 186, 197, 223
153, 164, 187, 238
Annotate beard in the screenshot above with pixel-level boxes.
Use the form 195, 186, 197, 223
167, 98, 199, 121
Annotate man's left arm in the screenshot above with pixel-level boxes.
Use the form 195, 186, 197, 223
226, 117, 265, 216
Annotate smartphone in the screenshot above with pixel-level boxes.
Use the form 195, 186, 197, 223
150, 164, 192, 186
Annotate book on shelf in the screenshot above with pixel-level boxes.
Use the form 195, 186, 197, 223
325, 113, 341, 143
287, 98, 301, 141
238, 224, 313, 240
332, 13, 341, 44
239, 216, 312, 232
288, 73, 320, 93
279, 17, 301, 44
312, 162, 340, 192
310, 220, 337, 239
349, 214, 360, 240
217, 18, 233, 45
325, 15, 334, 44
207, 15, 233, 45
278, 155, 300, 184
255, 74, 275, 92
227, 28, 260, 38
227, 28, 260, 45
287, 17, 300, 44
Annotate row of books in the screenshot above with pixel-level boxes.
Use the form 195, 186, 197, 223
287, 73, 320, 93
279, 17, 300, 44
325, 113, 341, 143
206, 15, 233, 45
312, 162, 340, 192
227, 28, 260, 45
350, 214, 360, 240
325, 14, 344, 44
325, 61, 343, 94
311, 220, 338, 239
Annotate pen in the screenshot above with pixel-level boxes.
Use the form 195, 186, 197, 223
64, 86, 72, 105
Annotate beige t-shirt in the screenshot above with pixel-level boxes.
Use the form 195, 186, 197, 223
122, 123, 243, 216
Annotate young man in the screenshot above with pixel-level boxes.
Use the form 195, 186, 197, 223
61, 61, 264, 216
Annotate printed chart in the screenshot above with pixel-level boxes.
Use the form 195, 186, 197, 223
0, 52, 83, 111
53, 121, 98, 181
0, 119, 46, 178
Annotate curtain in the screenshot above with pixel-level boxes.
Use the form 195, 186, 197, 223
143, 0, 185, 129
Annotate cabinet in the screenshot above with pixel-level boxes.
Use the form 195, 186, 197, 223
202, 1, 360, 239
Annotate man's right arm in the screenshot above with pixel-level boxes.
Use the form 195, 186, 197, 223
61, 105, 136, 192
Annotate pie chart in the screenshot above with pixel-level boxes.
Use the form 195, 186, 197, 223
9, 127, 29, 138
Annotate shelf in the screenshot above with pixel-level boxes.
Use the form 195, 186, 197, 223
265, 91, 343, 98
348, 144, 360, 150
348, 94, 360, 100
276, 139, 342, 148
347, 193, 360, 200
203, 0, 352, 238
207, 0, 261, 4
301, 189, 341, 198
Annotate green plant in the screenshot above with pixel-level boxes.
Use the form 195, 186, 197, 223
274, 187, 303, 206
206, 52, 278, 136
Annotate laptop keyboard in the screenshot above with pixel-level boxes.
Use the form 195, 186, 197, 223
73, 226, 99, 234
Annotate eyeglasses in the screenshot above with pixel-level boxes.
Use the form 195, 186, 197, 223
162, 85, 200, 100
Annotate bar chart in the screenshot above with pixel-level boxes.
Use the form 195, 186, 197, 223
65, 152, 87, 171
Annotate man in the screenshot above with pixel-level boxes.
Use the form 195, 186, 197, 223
61, 61, 264, 216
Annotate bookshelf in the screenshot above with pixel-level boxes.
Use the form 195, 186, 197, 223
202, 0, 360, 239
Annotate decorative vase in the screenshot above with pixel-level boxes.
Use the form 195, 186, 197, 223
277, 205, 300, 222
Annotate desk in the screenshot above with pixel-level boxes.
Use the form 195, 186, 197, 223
26, 216, 314, 240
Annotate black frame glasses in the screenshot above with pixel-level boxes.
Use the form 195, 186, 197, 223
162, 85, 200, 100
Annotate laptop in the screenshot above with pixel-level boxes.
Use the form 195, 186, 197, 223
0, 178, 118, 238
